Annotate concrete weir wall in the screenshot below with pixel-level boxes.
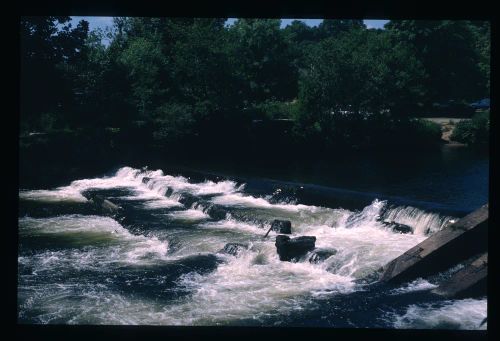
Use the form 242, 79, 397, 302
379, 204, 488, 289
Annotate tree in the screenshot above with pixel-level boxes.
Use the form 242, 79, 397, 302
227, 19, 297, 106
283, 20, 318, 78
20, 16, 89, 131
314, 19, 366, 40
118, 37, 167, 119
297, 29, 426, 149
299, 29, 425, 117
386, 20, 488, 104
468, 21, 490, 94
70, 28, 134, 128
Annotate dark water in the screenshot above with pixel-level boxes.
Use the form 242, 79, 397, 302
145, 144, 488, 215
18, 145, 488, 328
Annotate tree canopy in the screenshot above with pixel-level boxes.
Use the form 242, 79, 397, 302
20, 17, 490, 154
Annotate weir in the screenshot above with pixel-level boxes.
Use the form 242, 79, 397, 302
378, 203, 488, 297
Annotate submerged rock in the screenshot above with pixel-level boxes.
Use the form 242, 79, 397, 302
175, 253, 222, 275
391, 223, 413, 234
271, 219, 292, 234
102, 199, 122, 214
382, 220, 413, 234
268, 186, 303, 204
178, 193, 198, 207
392, 223, 413, 234
308, 248, 337, 264
252, 252, 268, 265
87, 194, 123, 216
162, 187, 174, 197
275, 235, 316, 262
218, 243, 248, 256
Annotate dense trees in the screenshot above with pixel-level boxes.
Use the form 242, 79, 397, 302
386, 20, 489, 105
20, 16, 89, 131
20, 17, 490, 155
295, 28, 429, 149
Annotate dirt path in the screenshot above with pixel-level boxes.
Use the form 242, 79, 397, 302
422, 117, 470, 143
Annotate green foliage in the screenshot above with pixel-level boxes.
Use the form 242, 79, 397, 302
253, 100, 303, 120
39, 112, 59, 132
228, 19, 297, 105
20, 16, 89, 131
408, 119, 443, 144
386, 20, 489, 104
152, 103, 196, 143
297, 28, 426, 140
119, 37, 167, 117
451, 111, 490, 147
19, 17, 490, 156
315, 19, 366, 40
468, 21, 490, 94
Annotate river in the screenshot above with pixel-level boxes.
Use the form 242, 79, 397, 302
17, 144, 488, 328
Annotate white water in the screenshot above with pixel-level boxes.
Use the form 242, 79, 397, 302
389, 278, 439, 295
389, 298, 487, 330
19, 215, 170, 264
168, 207, 210, 221
381, 205, 454, 235
18, 166, 480, 327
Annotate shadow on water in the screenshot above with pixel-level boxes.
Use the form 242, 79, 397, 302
20, 145, 488, 216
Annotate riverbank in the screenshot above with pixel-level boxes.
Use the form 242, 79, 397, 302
422, 117, 470, 145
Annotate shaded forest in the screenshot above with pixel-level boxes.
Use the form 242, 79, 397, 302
20, 17, 490, 162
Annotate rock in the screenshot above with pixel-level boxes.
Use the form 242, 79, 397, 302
354, 268, 385, 285
164, 187, 174, 197
391, 223, 413, 234
206, 205, 227, 220
142, 177, 151, 184
176, 254, 222, 275
88, 194, 123, 215
269, 186, 303, 204
252, 253, 267, 265
115, 214, 132, 226
309, 248, 337, 264
218, 243, 248, 256
382, 220, 413, 234
275, 235, 316, 262
178, 193, 198, 207
86, 193, 103, 204
271, 219, 292, 234
101, 199, 123, 214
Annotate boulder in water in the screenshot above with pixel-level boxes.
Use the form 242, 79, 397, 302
206, 205, 227, 220
308, 248, 337, 264
141, 177, 151, 184
275, 235, 316, 262
271, 219, 292, 234
218, 243, 248, 256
